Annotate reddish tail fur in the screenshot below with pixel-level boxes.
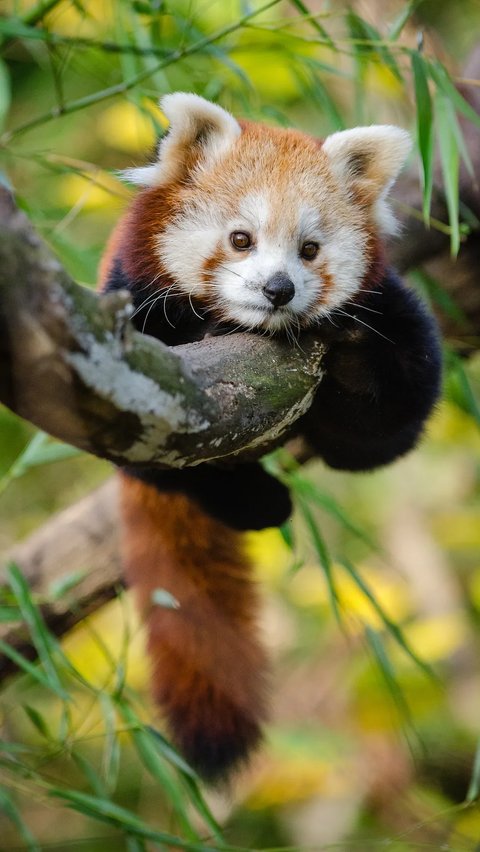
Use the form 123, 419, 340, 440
119, 473, 269, 782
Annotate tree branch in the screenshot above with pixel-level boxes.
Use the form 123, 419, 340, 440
0, 187, 326, 470
0, 481, 121, 680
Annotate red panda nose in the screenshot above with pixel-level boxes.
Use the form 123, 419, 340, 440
263, 273, 295, 307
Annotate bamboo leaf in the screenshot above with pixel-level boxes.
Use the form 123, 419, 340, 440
388, 0, 421, 41
435, 90, 460, 255
0, 638, 67, 698
6, 563, 67, 697
411, 51, 434, 223
297, 498, 342, 626
340, 559, 436, 680
289, 473, 378, 550
116, 698, 204, 842
288, 0, 335, 48
99, 694, 121, 794
145, 726, 225, 843
23, 705, 51, 740
49, 788, 218, 851
72, 751, 110, 799
0, 788, 40, 852
430, 59, 480, 130
410, 268, 468, 325
466, 736, 480, 802
364, 626, 414, 728
347, 11, 402, 81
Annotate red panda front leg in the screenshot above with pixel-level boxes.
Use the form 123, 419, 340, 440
119, 473, 269, 782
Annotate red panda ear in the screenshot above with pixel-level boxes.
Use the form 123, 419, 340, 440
322, 125, 412, 195
322, 125, 411, 233
122, 93, 241, 187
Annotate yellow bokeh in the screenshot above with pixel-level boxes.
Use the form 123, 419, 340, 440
249, 759, 330, 808
62, 594, 149, 692
96, 100, 166, 153
402, 612, 468, 664
428, 399, 480, 449
288, 562, 410, 628
431, 510, 480, 551
56, 171, 128, 210
246, 527, 292, 583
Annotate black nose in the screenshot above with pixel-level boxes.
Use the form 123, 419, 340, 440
262, 273, 295, 307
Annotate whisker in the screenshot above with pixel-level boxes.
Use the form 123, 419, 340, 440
142, 296, 164, 333
344, 300, 383, 316
188, 290, 205, 321
333, 309, 395, 344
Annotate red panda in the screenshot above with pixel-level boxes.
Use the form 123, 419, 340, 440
100, 93, 442, 782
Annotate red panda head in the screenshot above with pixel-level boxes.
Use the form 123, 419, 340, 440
123, 93, 411, 333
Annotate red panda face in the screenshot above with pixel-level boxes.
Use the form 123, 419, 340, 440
124, 94, 411, 333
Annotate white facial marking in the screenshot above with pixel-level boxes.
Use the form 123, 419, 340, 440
157, 189, 369, 332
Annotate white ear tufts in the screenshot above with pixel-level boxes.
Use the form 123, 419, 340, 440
118, 165, 162, 186
159, 92, 241, 142
323, 125, 412, 191
323, 125, 412, 234
152, 92, 241, 184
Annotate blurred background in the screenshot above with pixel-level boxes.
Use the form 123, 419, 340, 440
1, 0, 480, 849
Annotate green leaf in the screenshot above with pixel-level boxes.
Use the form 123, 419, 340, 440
145, 726, 224, 842
48, 570, 88, 601
364, 625, 414, 730
0, 604, 22, 622
411, 51, 434, 223
99, 694, 121, 794
279, 520, 294, 550
295, 62, 345, 130
0, 788, 40, 852
126, 837, 148, 852
445, 351, 480, 426
435, 90, 460, 256
0, 638, 67, 698
347, 11, 402, 81
430, 59, 480, 131
72, 751, 110, 799
297, 498, 342, 626
0, 431, 81, 496
6, 563, 68, 698
409, 268, 468, 326
0, 58, 11, 132
288, 0, 335, 48
340, 559, 436, 680
49, 788, 218, 850
116, 698, 201, 841
23, 705, 51, 740
466, 735, 480, 802
388, 0, 421, 41
289, 473, 378, 550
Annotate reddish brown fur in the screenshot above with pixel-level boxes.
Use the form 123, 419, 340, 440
119, 474, 268, 780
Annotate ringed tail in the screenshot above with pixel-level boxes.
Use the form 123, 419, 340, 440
119, 472, 269, 782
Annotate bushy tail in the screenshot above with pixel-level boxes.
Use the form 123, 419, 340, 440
119, 473, 269, 782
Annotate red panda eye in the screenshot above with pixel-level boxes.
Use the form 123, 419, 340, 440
301, 241, 319, 260
230, 231, 252, 250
